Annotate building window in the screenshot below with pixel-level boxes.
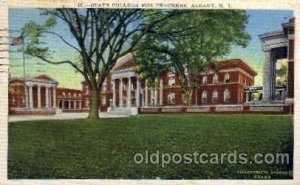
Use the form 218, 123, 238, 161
85, 86, 89, 94
12, 97, 15, 104
202, 76, 207, 84
74, 93, 77, 97
86, 100, 90, 107
68, 92, 71, 97
101, 96, 106, 106
102, 80, 107, 92
167, 93, 175, 104
212, 90, 218, 102
201, 90, 207, 103
239, 75, 243, 84
244, 79, 247, 86
62, 92, 65, 96
224, 89, 230, 102
213, 74, 218, 84
21, 97, 25, 104
224, 73, 230, 83
168, 77, 176, 87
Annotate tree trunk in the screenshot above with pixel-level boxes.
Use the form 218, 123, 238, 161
88, 89, 100, 119
183, 89, 193, 107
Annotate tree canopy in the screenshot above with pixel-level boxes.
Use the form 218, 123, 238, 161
22, 9, 186, 119
133, 10, 250, 106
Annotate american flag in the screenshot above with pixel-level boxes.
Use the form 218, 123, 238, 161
11, 35, 23, 46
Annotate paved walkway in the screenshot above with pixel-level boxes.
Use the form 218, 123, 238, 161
8, 112, 130, 122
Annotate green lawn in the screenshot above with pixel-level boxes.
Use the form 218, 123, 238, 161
8, 114, 293, 179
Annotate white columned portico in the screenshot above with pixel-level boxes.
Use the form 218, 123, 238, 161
119, 78, 123, 107
260, 31, 288, 102
112, 66, 143, 108
136, 78, 140, 107
112, 80, 116, 107
37, 85, 41, 109
29, 84, 33, 109
45, 86, 49, 108
127, 77, 131, 107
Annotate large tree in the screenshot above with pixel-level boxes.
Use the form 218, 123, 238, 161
133, 10, 250, 106
23, 9, 184, 119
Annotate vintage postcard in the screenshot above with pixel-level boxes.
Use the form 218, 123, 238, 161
0, 0, 299, 185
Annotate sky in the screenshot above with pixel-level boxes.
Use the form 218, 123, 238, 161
9, 9, 293, 89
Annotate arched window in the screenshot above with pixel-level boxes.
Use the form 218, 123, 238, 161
102, 80, 107, 92
168, 77, 176, 87
202, 76, 207, 84
224, 89, 230, 102
101, 96, 106, 106
224, 73, 230, 83
213, 74, 218, 84
212, 90, 218, 102
201, 90, 207, 103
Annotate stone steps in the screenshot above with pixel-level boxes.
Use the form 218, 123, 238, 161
108, 107, 138, 116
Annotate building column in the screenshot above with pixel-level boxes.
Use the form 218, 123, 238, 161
246, 91, 249, 103
119, 78, 123, 107
112, 79, 116, 107
195, 88, 198, 105
25, 85, 29, 109
53, 86, 56, 108
79, 100, 82, 110
74, 100, 77, 109
145, 80, 148, 107
29, 84, 33, 109
127, 77, 131, 107
62, 100, 65, 109
49, 88, 52, 108
45, 86, 49, 108
154, 78, 158, 105
37, 85, 41, 109
159, 78, 163, 105
263, 50, 276, 102
68, 100, 71, 109
150, 88, 154, 106
141, 89, 145, 107
136, 78, 140, 107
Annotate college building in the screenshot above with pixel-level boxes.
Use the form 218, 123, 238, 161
8, 18, 294, 115
8, 55, 257, 114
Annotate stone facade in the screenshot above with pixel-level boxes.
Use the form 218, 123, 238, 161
259, 18, 294, 103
